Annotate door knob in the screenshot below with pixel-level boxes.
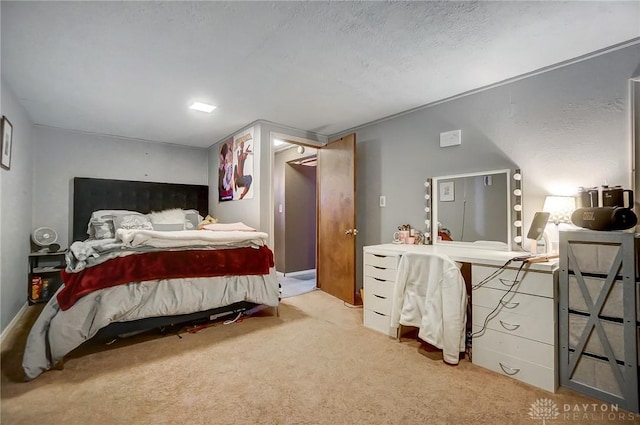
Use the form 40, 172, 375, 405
345, 229, 353, 235
353, 229, 359, 235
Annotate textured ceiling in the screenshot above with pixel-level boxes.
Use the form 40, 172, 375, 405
2, 1, 639, 148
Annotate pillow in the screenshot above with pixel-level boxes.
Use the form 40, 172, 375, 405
89, 218, 115, 239
184, 209, 203, 230
152, 223, 186, 231
201, 222, 256, 232
87, 210, 142, 237
90, 209, 141, 220
113, 214, 153, 231
148, 208, 186, 225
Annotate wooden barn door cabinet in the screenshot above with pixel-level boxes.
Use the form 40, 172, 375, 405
559, 230, 639, 413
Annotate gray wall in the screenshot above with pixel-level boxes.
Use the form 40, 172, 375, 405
32, 126, 209, 249
209, 120, 326, 248
3, 44, 637, 333
354, 44, 639, 252
208, 123, 263, 231
1, 80, 34, 334
285, 164, 316, 272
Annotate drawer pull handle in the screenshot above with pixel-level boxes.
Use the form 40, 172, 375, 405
499, 320, 520, 331
499, 301, 520, 309
498, 278, 520, 287
373, 294, 387, 300
373, 266, 386, 270
374, 278, 385, 282
373, 311, 385, 316
373, 254, 386, 258
499, 363, 520, 376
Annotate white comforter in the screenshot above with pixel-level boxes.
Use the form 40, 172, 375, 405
390, 252, 467, 364
116, 228, 268, 248
66, 229, 268, 273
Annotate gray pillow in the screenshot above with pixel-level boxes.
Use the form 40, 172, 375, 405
185, 212, 200, 230
113, 214, 153, 231
90, 218, 115, 239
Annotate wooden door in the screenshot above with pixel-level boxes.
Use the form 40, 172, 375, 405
316, 134, 357, 304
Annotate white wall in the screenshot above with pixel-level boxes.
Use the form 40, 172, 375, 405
1, 80, 34, 333
32, 126, 209, 249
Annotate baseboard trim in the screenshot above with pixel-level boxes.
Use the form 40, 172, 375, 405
1, 302, 29, 345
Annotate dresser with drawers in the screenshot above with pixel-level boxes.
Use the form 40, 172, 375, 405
362, 243, 558, 392
471, 263, 558, 392
362, 249, 401, 337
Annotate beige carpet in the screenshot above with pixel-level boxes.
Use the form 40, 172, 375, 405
1, 290, 632, 425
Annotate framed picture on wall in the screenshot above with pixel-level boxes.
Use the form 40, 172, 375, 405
1, 116, 12, 170
440, 181, 454, 202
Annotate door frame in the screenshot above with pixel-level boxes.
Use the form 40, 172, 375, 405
268, 131, 325, 267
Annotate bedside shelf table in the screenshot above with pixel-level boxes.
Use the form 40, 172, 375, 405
28, 250, 66, 305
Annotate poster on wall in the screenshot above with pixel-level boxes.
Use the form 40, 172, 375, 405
218, 126, 255, 202
1, 116, 13, 170
218, 137, 234, 201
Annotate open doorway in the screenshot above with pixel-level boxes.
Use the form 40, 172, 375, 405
272, 137, 318, 298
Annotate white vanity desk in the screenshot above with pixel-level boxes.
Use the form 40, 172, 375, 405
363, 243, 559, 392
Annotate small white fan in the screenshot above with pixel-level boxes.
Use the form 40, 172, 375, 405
31, 227, 58, 252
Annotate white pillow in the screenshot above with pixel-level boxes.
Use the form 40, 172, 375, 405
152, 223, 186, 231
201, 222, 256, 232
148, 208, 186, 226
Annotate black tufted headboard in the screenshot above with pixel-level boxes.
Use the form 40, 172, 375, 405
73, 177, 209, 242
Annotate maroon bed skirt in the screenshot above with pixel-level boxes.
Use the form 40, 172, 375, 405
58, 246, 274, 311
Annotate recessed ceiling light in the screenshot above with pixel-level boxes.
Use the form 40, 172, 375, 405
189, 102, 217, 113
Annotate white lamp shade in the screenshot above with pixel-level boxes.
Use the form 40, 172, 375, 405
543, 195, 576, 224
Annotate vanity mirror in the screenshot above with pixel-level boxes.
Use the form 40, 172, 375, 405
427, 169, 523, 251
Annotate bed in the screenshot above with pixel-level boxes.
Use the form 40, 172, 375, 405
22, 177, 280, 380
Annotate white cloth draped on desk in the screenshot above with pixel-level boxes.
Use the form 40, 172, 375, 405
390, 251, 467, 364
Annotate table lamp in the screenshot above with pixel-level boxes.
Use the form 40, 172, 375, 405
543, 195, 576, 254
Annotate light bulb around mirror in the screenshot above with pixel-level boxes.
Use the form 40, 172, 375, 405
424, 219, 430, 226
513, 204, 522, 212
513, 189, 522, 196
514, 236, 522, 243
424, 181, 430, 187
424, 207, 430, 213
513, 173, 522, 181
514, 220, 522, 227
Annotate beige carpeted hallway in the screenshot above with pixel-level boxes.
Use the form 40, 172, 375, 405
0, 290, 630, 424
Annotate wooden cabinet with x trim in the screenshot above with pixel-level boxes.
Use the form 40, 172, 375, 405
559, 230, 639, 413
